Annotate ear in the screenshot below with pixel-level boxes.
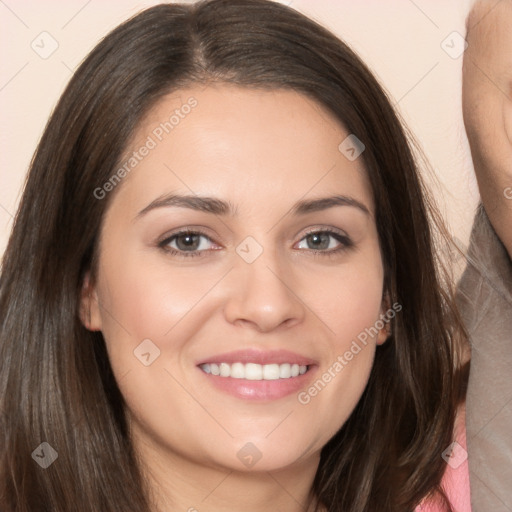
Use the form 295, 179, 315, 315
79, 271, 102, 331
376, 291, 392, 346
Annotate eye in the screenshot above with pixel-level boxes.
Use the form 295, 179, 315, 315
158, 230, 218, 258
295, 229, 353, 254
157, 227, 353, 259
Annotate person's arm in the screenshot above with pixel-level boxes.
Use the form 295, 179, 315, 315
462, 0, 512, 259
460, 5, 512, 512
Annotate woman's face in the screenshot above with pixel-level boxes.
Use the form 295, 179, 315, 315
83, 84, 388, 474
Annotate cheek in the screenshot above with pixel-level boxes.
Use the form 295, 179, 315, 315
96, 251, 220, 342
302, 253, 384, 345
322, 279, 382, 340
93, 247, 235, 406
293, 254, 384, 434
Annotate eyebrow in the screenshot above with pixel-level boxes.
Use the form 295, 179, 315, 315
136, 193, 370, 219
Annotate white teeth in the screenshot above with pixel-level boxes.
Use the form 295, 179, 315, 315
200, 362, 309, 380
219, 362, 230, 377
263, 364, 280, 380
245, 363, 262, 380
230, 362, 245, 379
279, 363, 291, 378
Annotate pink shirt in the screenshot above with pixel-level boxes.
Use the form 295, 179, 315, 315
416, 403, 471, 511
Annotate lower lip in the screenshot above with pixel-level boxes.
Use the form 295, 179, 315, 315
197, 366, 317, 401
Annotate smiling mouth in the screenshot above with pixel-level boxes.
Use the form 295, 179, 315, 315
199, 362, 309, 380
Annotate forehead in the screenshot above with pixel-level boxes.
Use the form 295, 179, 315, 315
114, 83, 374, 217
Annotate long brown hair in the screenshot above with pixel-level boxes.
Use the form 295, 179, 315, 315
0, 1, 466, 510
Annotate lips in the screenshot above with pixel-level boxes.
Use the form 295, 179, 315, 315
196, 349, 318, 401
196, 348, 316, 367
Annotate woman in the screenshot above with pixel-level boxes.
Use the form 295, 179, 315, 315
0, 1, 468, 510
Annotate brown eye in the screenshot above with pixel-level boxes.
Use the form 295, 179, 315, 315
159, 230, 217, 258
173, 233, 203, 251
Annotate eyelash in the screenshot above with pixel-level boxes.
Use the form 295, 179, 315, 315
158, 228, 354, 259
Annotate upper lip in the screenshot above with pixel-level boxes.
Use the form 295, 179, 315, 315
196, 349, 317, 366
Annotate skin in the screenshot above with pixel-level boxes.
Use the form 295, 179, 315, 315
463, 0, 512, 258
81, 84, 389, 512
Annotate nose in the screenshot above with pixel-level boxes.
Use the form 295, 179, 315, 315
223, 249, 305, 333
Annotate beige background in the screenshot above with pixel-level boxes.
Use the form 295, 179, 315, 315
0, 0, 478, 262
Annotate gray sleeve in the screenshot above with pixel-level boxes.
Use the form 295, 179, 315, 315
456, 203, 512, 512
